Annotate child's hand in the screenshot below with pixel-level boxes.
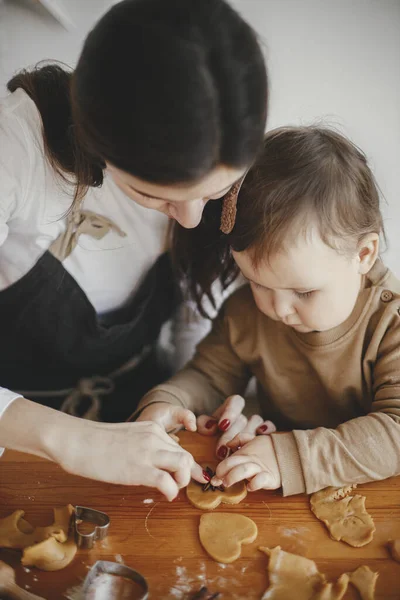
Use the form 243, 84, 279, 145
211, 435, 282, 491
136, 402, 197, 433
197, 394, 276, 461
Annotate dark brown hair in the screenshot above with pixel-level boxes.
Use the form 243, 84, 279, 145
8, 0, 267, 208
172, 126, 385, 315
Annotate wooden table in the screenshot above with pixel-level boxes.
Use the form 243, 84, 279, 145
0, 431, 399, 599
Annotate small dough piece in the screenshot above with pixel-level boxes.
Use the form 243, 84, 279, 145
310, 486, 375, 547
259, 546, 349, 600
0, 511, 37, 549
22, 536, 77, 571
0, 504, 74, 549
199, 513, 257, 563
187, 464, 247, 510
387, 539, 400, 562
348, 565, 378, 600
0, 505, 77, 572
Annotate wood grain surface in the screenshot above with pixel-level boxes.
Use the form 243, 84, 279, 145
0, 431, 399, 599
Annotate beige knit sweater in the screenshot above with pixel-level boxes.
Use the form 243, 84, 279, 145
137, 260, 400, 496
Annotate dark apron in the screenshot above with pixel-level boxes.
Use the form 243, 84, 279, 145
0, 250, 181, 422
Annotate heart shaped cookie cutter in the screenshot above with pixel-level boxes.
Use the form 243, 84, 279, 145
74, 506, 110, 549
82, 560, 149, 599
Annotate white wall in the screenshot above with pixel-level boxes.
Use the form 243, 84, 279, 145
1, 0, 399, 273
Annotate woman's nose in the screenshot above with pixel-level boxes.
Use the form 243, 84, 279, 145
170, 198, 205, 229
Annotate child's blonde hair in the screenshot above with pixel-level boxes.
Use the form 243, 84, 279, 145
230, 126, 384, 266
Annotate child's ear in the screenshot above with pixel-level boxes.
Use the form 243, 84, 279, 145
357, 233, 379, 275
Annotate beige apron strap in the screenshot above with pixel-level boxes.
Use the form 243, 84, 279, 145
50, 208, 127, 262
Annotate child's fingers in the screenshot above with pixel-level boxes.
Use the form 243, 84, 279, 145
173, 407, 197, 432
216, 395, 246, 432
196, 414, 219, 436
216, 414, 247, 460
221, 461, 262, 488
256, 420, 277, 435
247, 471, 278, 491
226, 432, 255, 451
212, 453, 250, 485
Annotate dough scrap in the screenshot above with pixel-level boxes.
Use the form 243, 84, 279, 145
187, 464, 247, 510
199, 513, 257, 563
310, 485, 375, 547
0, 505, 77, 571
0, 504, 73, 549
259, 546, 349, 600
347, 565, 378, 600
22, 536, 77, 571
387, 539, 400, 562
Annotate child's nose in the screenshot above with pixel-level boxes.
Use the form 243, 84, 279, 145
273, 294, 294, 320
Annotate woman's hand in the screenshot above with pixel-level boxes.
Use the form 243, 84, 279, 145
210, 435, 281, 491
56, 420, 206, 501
136, 402, 197, 433
0, 398, 207, 502
196, 394, 276, 460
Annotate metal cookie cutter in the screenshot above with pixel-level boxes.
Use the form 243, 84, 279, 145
82, 561, 149, 599
74, 506, 110, 549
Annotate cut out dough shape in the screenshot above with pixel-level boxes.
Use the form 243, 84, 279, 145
388, 539, 400, 562
347, 565, 378, 600
259, 546, 349, 600
199, 513, 257, 563
0, 505, 77, 571
187, 464, 247, 510
310, 485, 375, 547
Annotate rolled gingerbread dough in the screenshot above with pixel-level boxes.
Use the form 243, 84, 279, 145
187, 464, 247, 510
259, 546, 378, 600
259, 546, 349, 600
199, 513, 257, 563
347, 565, 378, 600
310, 485, 375, 547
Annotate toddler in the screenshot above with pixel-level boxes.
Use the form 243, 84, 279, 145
135, 126, 400, 496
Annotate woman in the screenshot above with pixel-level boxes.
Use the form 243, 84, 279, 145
0, 0, 267, 500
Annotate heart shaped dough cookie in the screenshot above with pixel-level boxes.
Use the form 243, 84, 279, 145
187, 465, 247, 510
199, 513, 257, 564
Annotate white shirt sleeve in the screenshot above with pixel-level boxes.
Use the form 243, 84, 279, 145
0, 387, 23, 457
169, 277, 245, 370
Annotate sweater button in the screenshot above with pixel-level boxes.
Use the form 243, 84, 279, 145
380, 290, 393, 302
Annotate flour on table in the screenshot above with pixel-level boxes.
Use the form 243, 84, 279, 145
143, 499, 154, 504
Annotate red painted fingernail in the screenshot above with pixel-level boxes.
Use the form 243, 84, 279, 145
259, 424, 268, 433
203, 470, 211, 481
205, 419, 217, 429
219, 419, 230, 432
217, 445, 228, 459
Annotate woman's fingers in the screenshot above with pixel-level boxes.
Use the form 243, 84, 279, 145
143, 467, 180, 502
216, 395, 245, 432
216, 414, 247, 460
154, 448, 196, 489
196, 414, 219, 436
256, 420, 277, 435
